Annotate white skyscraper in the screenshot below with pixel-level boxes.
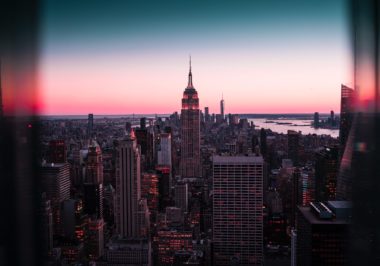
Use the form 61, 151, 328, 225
213, 155, 264, 265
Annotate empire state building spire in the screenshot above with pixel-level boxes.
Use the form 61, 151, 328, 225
180, 57, 201, 178
187, 55, 193, 88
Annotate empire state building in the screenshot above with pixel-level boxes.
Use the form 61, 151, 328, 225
180, 58, 201, 178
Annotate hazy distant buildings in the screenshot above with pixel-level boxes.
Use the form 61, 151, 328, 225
213, 155, 264, 265
314, 112, 319, 128
180, 59, 201, 178
220, 95, 225, 120
204, 107, 210, 122
87, 113, 94, 138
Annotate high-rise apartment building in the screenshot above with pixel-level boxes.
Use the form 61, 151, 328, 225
40, 162, 71, 235
339, 84, 354, 157
213, 155, 264, 265
157, 133, 172, 167
115, 131, 142, 238
180, 58, 201, 178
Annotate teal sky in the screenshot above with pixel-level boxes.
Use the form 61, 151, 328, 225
40, 0, 351, 115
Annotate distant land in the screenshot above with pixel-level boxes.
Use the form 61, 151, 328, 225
39, 113, 339, 120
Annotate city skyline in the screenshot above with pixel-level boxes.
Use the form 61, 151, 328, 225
34, 0, 351, 115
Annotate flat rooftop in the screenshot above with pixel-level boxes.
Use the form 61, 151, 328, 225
298, 206, 350, 225
212, 155, 263, 164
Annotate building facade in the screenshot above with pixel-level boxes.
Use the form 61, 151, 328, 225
213, 155, 264, 265
180, 59, 201, 178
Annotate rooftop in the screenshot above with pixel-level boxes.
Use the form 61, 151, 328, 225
213, 155, 263, 164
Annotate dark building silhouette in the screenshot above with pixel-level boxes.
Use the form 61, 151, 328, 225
83, 141, 104, 219
48, 139, 67, 163
40, 162, 71, 235
180, 58, 201, 178
287, 130, 300, 165
296, 201, 351, 266
260, 128, 267, 157
339, 85, 354, 157
314, 112, 319, 128
87, 114, 94, 138
315, 146, 339, 201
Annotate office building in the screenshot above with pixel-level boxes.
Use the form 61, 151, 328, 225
157, 133, 172, 167
315, 146, 339, 201
48, 140, 67, 163
86, 218, 105, 260
84, 141, 104, 218
175, 181, 188, 213
288, 130, 300, 165
339, 84, 354, 156
40, 162, 71, 235
180, 58, 201, 178
213, 155, 264, 265
296, 201, 351, 266
115, 131, 142, 238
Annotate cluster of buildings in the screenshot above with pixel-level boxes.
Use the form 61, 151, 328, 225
34, 60, 355, 265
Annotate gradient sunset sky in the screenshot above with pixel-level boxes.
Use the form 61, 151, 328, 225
40, 0, 351, 115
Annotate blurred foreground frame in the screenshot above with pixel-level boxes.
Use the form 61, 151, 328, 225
0, 0, 380, 265
0, 0, 43, 265
349, 0, 380, 265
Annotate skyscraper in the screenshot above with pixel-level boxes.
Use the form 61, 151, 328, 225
157, 133, 172, 167
220, 94, 225, 120
296, 201, 351, 266
87, 114, 94, 138
84, 141, 104, 219
213, 155, 264, 265
40, 162, 71, 235
180, 58, 201, 178
204, 107, 210, 122
314, 112, 319, 128
288, 130, 300, 165
339, 84, 354, 156
115, 131, 142, 238
315, 146, 338, 201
